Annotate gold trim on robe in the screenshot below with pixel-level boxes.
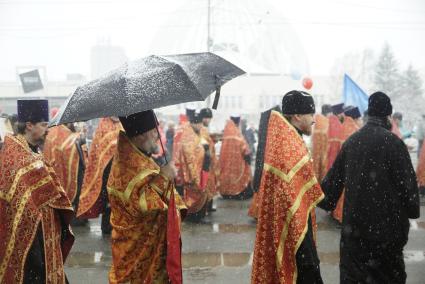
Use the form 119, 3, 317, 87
77, 118, 122, 218
107, 132, 186, 283
177, 125, 208, 214
251, 111, 324, 284
44, 125, 81, 202
0, 134, 74, 284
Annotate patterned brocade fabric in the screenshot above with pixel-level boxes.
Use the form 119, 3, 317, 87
312, 114, 329, 182
77, 118, 122, 218
326, 115, 344, 171
251, 111, 324, 284
172, 122, 189, 186
200, 126, 219, 200
218, 120, 252, 196
177, 125, 208, 214
43, 126, 60, 163
44, 125, 81, 202
107, 132, 186, 284
0, 134, 74, 284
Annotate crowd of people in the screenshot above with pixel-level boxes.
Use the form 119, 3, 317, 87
0, 89, 423, 283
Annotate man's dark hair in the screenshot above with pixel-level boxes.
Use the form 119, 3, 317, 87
283, 114, 294, 123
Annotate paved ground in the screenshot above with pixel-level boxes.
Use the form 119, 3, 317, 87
65, 197, 425, 283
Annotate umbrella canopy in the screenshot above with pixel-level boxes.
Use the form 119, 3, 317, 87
50, 52, 245, 126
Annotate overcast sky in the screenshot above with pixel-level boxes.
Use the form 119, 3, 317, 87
0, 0, 424, 81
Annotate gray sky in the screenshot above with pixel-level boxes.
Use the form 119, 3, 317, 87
0, 0, 424, 81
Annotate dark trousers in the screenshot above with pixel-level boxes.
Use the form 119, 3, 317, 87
23, 225, 45, 284
340, 237, 406, 284
297, 265, 323, 284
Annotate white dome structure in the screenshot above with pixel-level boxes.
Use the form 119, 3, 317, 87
149, 0, 309, 76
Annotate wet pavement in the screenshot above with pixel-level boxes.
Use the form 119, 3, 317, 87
65, 197, 425, 283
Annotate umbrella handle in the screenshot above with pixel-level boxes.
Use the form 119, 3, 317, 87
156, 126, 168, 165
153, 113, 168, 165
212, 86, 221, 110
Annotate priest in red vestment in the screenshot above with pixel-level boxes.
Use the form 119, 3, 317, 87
108, 110, 186, 283
77, 117, 122, 235
312, 104, 332, 182
252, 91, 324, 284
44, 122, 87, 219
327, 103, 345, 171
218, 115, 253, 200
176, 112, 210, 222
0, 99, 74, 284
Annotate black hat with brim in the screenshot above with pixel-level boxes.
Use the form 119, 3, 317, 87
17, 99, 49, 123
344, 106, 361, 119
281, 90, 315, 115
200, 108, 213, 119
185, 108, 196, 122
119, 110, 158, 137
331, 103, 345, 115
230, 116, 241, 125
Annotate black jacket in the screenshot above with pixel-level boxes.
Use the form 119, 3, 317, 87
319, 118, 420, 247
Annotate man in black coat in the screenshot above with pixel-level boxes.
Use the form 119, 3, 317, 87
319, 92, 420, 283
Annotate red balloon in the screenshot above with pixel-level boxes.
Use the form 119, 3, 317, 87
302, 77, 313, 90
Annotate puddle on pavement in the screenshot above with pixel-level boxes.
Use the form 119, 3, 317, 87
66, 251, 111, 268
216, 224, 256, 233
182, 252, 252, 268
65, 249, 425, 270
184, 267, 215, 280
182, 223, 256, 234
216, 199, 251, 209
65, 251, 252, 268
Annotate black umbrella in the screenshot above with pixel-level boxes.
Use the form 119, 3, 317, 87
50, 52, 245, 126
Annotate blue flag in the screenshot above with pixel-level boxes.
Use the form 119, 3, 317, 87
343, 74, 368, 114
